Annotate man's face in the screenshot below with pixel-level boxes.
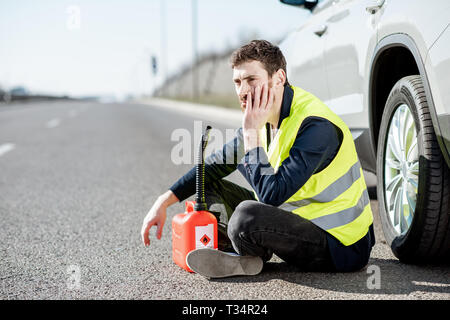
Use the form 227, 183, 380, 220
232, 60, 273, 111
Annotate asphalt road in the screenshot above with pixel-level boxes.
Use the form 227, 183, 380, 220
1, 100, 449, 300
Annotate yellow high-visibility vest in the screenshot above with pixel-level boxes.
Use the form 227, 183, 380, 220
262, 85, 373, 246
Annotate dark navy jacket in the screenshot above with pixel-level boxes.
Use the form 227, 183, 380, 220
170, 86, 375, 272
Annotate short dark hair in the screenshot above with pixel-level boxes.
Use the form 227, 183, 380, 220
230, 40, 289, 86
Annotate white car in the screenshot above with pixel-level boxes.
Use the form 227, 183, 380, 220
279, 0, 450, 263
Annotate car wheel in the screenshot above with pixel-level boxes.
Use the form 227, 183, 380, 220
376, 75, 450, 264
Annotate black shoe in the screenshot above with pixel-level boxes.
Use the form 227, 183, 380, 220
186, 248, 263, 279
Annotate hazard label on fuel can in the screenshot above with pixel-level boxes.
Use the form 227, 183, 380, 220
195, 224, 214, 249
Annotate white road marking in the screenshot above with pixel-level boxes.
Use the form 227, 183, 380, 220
0, 143, 15, 157
46, 118, 61, 128
412, 281, 450, 287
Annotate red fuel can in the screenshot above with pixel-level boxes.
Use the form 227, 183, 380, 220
172, 200, 218, 272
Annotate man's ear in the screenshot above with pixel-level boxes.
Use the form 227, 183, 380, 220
274, 69, 286, 87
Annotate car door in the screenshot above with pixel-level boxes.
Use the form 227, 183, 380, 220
280, 0, 337, 102
322, 0, 380, 125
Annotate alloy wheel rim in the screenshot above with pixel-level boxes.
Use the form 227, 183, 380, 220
384, 103, 419, 235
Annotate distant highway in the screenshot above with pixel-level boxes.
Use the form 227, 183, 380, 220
1, 100, 449, 300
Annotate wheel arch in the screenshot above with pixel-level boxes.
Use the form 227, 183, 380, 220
368, 33, 450, 170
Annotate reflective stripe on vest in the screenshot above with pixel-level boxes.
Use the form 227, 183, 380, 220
310, 188, 370, 230
279, 161, 362, 211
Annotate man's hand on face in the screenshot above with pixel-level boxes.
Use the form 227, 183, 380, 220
242, 83, 274, 152
242, 83, 274, 132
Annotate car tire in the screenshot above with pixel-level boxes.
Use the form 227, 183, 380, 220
376, 75, 450, 264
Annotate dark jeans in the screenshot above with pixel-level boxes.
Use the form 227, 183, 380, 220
205, 178, 336, 272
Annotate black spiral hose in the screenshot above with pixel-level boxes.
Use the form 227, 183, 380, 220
194, 125, 212, 211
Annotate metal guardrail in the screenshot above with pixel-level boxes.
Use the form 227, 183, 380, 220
0, 94, 76, 104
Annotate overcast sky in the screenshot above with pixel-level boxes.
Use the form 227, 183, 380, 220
0, 0, 309, 99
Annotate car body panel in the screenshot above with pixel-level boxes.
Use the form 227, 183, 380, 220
374, 0, 450, 165
279, 0, 337, 102
280, 0, 450, 169
323, 0, 378, 127
322, 0, 380, 172
425, 24, 450, 165
377, 0, 450, 60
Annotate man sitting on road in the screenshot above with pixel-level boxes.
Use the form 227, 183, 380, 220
141, 40, 375, 278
